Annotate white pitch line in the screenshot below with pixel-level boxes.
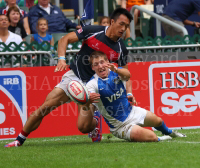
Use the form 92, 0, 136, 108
165, 141, 200, 144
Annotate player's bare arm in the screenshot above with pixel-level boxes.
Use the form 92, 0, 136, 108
120, 64, 137, 105
55, 32, 79, 72
105, 63, 130, 80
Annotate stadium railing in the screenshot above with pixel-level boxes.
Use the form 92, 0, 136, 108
0, 42, 54, 68
130, 5, 188, 39
1, 34, 200, 68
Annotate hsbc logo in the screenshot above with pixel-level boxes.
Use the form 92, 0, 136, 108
160, 71, 200, 114
161, 91, 200, 114
149, 61, 200, 129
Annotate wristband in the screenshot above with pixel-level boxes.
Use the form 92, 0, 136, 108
58, 56, 66, 60
127, 93, 133, 96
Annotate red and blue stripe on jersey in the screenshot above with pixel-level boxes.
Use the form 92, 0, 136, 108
71, 26, 128, 82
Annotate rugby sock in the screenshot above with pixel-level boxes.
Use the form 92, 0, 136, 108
93, 111, 100, 126
154, 121, 172, 135
16, 130, 29, 145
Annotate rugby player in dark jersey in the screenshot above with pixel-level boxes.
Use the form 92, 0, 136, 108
5, 8, 134, 147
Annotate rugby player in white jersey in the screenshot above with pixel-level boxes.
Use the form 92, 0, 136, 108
80, 51, 186, 142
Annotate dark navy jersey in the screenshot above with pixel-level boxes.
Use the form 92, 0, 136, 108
70, 26, 128, 82
86, 69, 132, 129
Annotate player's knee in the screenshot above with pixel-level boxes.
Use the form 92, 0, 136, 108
149, 133, 158, 142
78, 122, 92, 134
131, 128, 143, 141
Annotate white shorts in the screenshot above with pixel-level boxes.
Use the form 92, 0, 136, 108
55, 70, 84, 98
110, 106, 147, 141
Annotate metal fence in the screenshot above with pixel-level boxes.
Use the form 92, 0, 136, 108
0, 38, 200, 68
0, 51, 54, 68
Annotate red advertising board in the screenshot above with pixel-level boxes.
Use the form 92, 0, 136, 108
0, 66, 110, 140
149, 61, 200, 129
1, 60, 200, 140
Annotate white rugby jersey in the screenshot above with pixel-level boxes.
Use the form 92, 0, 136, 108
86, 69, 132, 129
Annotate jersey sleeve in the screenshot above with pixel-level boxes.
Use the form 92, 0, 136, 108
86, 79, 98, 93
193, 0, 200, 11
116, 40, 129, 67
75, 25, 105, 41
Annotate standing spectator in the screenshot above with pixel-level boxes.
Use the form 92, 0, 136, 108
162, 0, 200, 37
0, 0, 31, 34
28, 0, 81, 34
7, 6, 27, 40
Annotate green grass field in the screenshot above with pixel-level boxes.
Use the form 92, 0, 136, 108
1, 129, 200, 168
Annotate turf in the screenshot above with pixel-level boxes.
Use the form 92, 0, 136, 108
1, 129, 200, 168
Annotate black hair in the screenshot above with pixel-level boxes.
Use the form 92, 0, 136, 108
0, 14, 9, 22
110, 8, 133, 23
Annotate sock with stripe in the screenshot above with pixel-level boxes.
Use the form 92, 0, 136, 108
154, 121, 172, 135
16, 130, 29, 145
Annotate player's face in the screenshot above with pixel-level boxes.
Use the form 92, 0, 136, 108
92, 56, 109, 79
111, 14, 130, 37
38, 20, 48, 33
0, 15, 9, 29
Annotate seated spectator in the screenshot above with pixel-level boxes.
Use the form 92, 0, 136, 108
28, 0, 81, 34
31, 18, 54, 47
0, 14, 22, 47
0, 0, 31, 34
7, 6, 27, 40
99, 16, 110, 26
162, 0, 200, 37
31, 18, 55, 66
0, 14, 23, 67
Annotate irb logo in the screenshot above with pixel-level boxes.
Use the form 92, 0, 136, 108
0, 71, 27, 139
3, 78, 19, 85
149, 61, 200, 129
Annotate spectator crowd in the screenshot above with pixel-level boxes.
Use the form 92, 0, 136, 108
0, 0, 199, 68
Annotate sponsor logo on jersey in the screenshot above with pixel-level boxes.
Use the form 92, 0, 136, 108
105, 88, 124, 103
113, 77, 120, 84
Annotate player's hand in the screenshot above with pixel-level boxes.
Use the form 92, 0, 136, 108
89, 93, 100, 103
105, 63, 118, 73
54, 60, 68, 72
127, 95, 138, 106
195, 22, 200, 28
76, 25, 82, 29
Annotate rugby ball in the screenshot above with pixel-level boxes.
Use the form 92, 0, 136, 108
67, 80, 89, 105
